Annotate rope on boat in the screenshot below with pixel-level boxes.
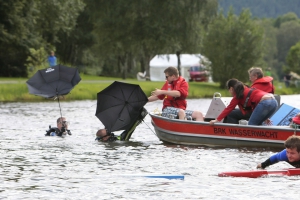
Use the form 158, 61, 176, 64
293, 125, 299, 135
143, 120, 157, 136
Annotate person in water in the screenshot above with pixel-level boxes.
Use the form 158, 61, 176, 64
96, 107, 148, 142
257, 135, 300, 169
45, 117, 71, 136
224, 67, 275, 124
148, 66, 204, 121
210, 78, 277, 125
96, 129, 119, 142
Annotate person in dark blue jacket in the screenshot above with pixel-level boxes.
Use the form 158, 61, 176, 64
257, 135, 300, 169
48, 51, 57, 67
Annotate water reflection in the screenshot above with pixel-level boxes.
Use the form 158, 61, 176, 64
0, 95, 300, 199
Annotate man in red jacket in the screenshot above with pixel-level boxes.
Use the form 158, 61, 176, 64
148, 66, 204, 121
249, 67, 274, 93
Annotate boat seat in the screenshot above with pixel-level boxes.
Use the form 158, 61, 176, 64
269, 103, 300, 126
204, 93, 230, 122
274, 94, 281, 108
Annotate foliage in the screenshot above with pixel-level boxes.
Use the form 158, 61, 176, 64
55, 3, 95, 68
276, 20, 300, 68
0, 75, 298, 102
274, 12, 299, 28
257, 16, 298, 81
255, 19, 278, 76
88, 0, 218, 79
2, 0, 300, 85
0, 0, 39, 77
201, 8, 264, 88
25, 47, 50, 77
0, 0, 85, 77
286, 41, 300, 75
36, 0, 85, 44
218, 1, 300, 81
218, 0, 300, 18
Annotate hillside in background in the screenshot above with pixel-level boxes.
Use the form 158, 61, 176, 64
219, 0, 300, 18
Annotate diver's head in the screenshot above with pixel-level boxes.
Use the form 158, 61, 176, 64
96, 129, 111, 142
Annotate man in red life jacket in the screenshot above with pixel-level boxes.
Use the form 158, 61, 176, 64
148, 66, 204, 121
249, 67, 274, 93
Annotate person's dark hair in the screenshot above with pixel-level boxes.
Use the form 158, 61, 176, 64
226, 78, 244, 99
164, 67, 179, 77
284, 135, 300, 152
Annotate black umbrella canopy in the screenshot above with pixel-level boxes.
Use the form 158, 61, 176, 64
26, 65, 81, 98
96, 81, 148, 133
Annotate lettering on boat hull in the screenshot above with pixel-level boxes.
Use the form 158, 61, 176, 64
214, 128, 278, 139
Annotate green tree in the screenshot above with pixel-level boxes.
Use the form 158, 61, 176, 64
275, 20, 300, 78
286, 41, 300, 75
274, 12, 299, 28
0, 0, 40, 77
89, 0, 218, 79
36, 0, 85, 44
202, 8, 264, 88
55, 4, 95, 67
219, 0, 300, 19
0, 0, 84, 77
256, 18, 278, 80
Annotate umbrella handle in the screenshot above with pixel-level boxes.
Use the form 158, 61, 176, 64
57, 95, 64, 126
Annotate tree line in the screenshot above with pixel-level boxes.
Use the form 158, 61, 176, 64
219, 0, 300, 18
1, 0, 300, 88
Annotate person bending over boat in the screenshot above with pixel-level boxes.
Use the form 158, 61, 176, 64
257, 135, 300, 169
224, 67, 275, 124
210, 78, 277, 126
148, 66, 204, 121
45, 117, 71, 136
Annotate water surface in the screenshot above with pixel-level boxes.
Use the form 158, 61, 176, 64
0, 95, 300, 199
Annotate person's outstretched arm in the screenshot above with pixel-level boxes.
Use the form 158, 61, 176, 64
257, 149, 287, 169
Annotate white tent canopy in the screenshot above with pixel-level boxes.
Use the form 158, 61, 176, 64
149, 54, 202, 81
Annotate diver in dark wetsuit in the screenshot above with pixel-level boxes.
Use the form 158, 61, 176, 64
45, 117, 71, 137
95, 129, 119, 142
257, 135, 300, 169
95, 107, 148, 142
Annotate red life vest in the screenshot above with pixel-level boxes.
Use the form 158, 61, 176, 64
159, 76, 188, 110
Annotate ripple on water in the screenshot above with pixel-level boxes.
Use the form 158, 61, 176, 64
0, 98, 300, 199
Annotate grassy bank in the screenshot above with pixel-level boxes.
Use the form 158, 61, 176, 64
0, 74, 299, 102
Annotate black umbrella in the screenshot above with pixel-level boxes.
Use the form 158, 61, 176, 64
95, 81, 148, 133
26, 65, 81, 98
26, 65, 81, 117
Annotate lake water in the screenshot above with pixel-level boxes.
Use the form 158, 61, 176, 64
1, 95, 300, 200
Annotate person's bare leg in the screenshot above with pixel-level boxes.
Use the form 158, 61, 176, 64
192, 111, 204, 121
178, 109, 186, 120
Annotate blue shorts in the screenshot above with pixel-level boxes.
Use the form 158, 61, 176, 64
162, 107, 193, 120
